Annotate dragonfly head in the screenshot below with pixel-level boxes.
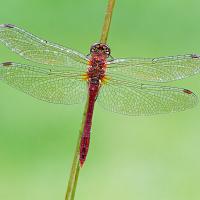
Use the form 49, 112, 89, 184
90, 43, 111, 57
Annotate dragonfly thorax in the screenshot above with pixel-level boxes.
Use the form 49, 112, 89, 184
87, 65, 105, 84
89, 56, 106, 67
88, 43, 108, 84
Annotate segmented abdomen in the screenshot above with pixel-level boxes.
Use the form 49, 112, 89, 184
79, 82, 99, 167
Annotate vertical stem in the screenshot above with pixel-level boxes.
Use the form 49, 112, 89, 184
100, 0, 116, 43
65, 97, 88, 200
65, 0, 116, 199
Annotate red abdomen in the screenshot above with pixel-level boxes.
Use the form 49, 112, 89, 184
79, 82, 99, 167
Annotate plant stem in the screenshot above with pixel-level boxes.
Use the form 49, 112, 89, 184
65, 0, 116, 199
100, 0, 116, 43
65, 97, 88, 200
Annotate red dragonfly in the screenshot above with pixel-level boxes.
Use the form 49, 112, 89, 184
0, 24, 199, 166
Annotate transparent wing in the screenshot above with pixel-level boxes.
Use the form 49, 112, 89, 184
107, 54, 200, 82
97, 78, 198, 116
0, 62, 87, 105
0, 24, 88, 69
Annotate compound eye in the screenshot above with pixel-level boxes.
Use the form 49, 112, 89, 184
90, 47, 96, 53
105, 49, 110, 56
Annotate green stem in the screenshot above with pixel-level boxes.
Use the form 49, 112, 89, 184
65, 97, 88, 200
100, 0, 116, 43
65, 0, 116, 199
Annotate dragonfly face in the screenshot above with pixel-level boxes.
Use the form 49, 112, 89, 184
90, 43, 111, 58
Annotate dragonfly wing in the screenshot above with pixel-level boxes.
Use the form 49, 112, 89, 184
97, 79, 198, 116
0, 62, 87, 105
0, 24, 88, 69
107, 54, 200, 82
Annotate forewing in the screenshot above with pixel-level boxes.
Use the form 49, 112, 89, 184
97, 79, 198, 116
107, 54, 200, 82
0, 24, 88, 68
0, 62, 87, 105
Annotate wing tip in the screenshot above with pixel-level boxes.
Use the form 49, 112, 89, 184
183, 89, 193, 95
183, 88, 199, 107
0, 62, 13, 67
0, 24, 15, 28
191, 54, 200, 59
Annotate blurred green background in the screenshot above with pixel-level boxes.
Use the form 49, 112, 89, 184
1, 0, 200, 199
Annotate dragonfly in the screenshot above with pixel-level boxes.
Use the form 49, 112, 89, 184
0, 24, 200, 166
